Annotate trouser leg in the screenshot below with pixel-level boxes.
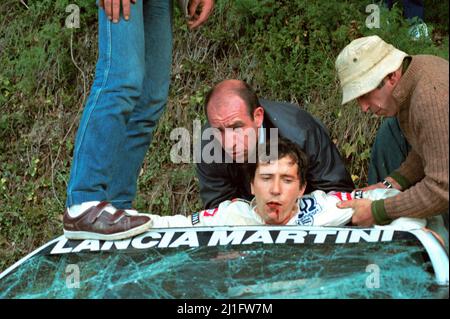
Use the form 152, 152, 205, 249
368, 117, 410, 184
108, 0, 174, 209
66, 2, 146, 207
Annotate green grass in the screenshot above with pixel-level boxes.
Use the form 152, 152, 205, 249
0, 0, 448, 272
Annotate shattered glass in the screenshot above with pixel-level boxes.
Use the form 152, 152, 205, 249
1, 236, 447, 298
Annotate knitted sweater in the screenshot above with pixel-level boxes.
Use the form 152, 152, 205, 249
372, 55, 449, 222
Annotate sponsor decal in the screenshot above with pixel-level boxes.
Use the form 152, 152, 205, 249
329, 191, 353, 201
297, 196, 323, 225
202, 207, 218, 217
354, 190, 363, 199
49, 228, 398, 255
191, 212, 200, 225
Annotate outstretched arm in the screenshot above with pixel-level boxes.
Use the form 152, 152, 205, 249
336, 188, 406, 227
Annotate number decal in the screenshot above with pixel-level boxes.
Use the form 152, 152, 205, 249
297, 195, 322, 226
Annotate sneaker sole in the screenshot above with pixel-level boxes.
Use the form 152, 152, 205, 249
63, 220, 152, 241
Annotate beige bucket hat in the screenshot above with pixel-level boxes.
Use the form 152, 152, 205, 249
335, 35, 409, 105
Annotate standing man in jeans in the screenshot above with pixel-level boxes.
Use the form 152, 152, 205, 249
63, 0, 214, 240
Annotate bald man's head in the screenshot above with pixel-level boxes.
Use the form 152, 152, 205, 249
204, 80, 259, 120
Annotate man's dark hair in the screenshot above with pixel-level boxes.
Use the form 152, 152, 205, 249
204, 81, 259, 119
248, 137, 309, 188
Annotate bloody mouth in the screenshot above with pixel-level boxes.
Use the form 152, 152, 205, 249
266, 202, 281, 214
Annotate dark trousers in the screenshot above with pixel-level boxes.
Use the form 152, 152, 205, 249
385, 0, 425, 21
368, 117, 410, 185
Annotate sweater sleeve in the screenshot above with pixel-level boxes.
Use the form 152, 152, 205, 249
383, 82, 449, 219
390, 149, 425, 189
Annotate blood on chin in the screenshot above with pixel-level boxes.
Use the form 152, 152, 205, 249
267, 202, 281, 212
265, 204, 282, 222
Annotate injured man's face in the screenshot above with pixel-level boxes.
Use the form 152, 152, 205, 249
251, 155, 306, 225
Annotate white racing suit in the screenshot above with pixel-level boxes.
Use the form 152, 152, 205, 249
147, 188, 426, 230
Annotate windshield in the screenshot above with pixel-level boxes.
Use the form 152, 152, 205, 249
0, 227, 447, 299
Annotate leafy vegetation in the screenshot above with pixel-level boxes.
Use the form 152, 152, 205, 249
0, 0, 448, 271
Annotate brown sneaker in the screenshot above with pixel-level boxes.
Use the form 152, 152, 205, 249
63, 202, 152, 240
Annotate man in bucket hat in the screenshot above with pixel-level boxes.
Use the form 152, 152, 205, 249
334, 35, 448, 243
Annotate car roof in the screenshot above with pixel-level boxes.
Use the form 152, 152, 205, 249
1, 226, 448, 298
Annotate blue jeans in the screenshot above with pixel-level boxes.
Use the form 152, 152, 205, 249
385, 0, 424, 21
67, 0, 173, 209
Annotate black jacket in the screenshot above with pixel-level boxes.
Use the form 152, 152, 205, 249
196, 99, 354, 208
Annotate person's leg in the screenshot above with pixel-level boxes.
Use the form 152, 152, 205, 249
66, 1, 146, 208
108, 0, 174, 209
402, 0, 429, 40
385, 0, 395, 10
402, 0, 424, 21
368, 117, 410, 184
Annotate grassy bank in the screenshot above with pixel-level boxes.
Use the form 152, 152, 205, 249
0, 0, 448, 272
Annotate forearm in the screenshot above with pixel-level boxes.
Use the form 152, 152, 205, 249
375, 177, 448, 221
147, 200, 241, 228
148, 214, 193, 228
389, 150, 424, 190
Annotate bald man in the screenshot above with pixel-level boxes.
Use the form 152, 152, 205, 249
196, 80, 354, 209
